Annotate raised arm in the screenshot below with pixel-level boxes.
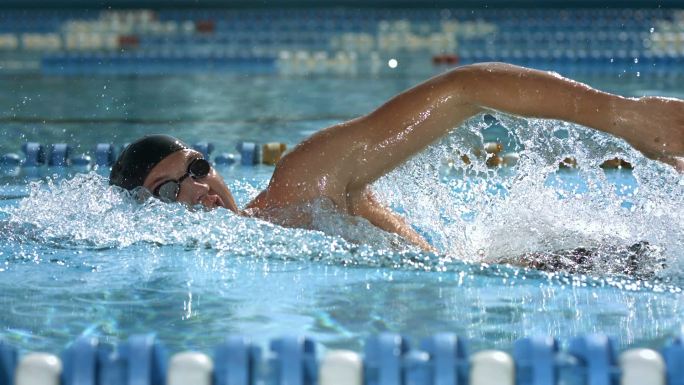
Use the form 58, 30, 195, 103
267, 63, 684, 205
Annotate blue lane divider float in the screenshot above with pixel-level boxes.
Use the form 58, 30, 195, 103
193, 142, 215, 160
270, 336, 317, 385
0, 140, 633, 174
71, 154, 92, 167
663, 335, 684, 385
403, 349, 430, 385
48, 143, 70, 167
97, 344, 125, 385
1, 333, 682, 385
0, 153, 21, 167
61, 334, 167, 385
420, 333, 468, 385
364, 333, 409, 385
214, 153, 237, 166
62, 336, 99, 385
0, 341, 16, 385
123, 334, 167, 385
236, 142, 259, 166
21, 142, 45, 167
513, 336, 559, 385
568, 334, 618, 385
214, 337, 261, 385
2, 141, 291, 172
95, 143, 116, 167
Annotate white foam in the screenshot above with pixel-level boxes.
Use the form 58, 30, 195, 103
3, 114, 682, 283
374, 114, 683, 281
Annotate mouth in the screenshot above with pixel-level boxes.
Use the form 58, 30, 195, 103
206, 193, 226, 209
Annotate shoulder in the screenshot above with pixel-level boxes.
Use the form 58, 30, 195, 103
245, 152, 348, 212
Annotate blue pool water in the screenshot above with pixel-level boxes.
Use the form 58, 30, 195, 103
0, 70, 683, 354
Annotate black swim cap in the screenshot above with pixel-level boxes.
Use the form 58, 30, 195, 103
109, 134, 189, 190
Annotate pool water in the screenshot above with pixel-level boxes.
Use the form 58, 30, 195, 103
0, 72, 683, 354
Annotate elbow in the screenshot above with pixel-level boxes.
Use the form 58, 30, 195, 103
442, 62, 539, 110
438, 63, 505, 109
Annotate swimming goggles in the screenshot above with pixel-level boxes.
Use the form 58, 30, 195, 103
153, 157, 211, 202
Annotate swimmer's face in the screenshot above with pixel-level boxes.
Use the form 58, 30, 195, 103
143, 149, 239, 213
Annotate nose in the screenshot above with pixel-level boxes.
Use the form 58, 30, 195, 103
180, 176, 210, 205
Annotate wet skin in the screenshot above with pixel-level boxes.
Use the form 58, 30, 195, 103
143, 148, 435, 251
143, 149, 239, 213
143, 62, 684, 251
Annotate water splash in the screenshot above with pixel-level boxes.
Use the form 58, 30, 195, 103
375, 114, 683, 282
2, 114, 683, 284
1, 172, 433, 270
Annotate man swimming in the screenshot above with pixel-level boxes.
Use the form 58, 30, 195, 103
110, 62, 684, 252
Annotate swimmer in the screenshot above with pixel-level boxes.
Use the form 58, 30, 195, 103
110, 62, 684, 251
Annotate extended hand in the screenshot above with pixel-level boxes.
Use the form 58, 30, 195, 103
617, 96, 684, 172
